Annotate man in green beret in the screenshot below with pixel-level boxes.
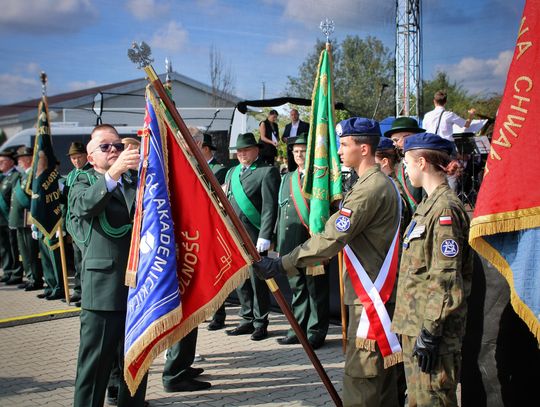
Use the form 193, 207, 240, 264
384, 117, 425, 212
0, 150, 24, 285
9, 147, 43, 291
224, 132, 280, 341
275, 134, 329, 349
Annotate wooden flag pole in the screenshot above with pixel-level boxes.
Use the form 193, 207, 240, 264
57, 224, 71, 305
337, 251, 347, 354
128, 44, 341, 407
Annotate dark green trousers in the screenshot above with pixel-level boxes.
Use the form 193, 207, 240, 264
72, 242, 82, 296
162, 328, 198, 386
236, 267, 270, 329
212, 304, 226, 323
0, 226, 23, 280
286, 268, 330, 342
74, 309, 147, 407
17, 228, 42, 285
39, 238, 63, 296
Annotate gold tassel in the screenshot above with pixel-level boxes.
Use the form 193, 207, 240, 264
306, 264, 325, 276
383, 352, 403, 368
355, 337, 376, 351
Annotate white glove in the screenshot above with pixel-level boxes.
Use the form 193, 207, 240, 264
31, 231, 39, 240
256, 238, 271, 253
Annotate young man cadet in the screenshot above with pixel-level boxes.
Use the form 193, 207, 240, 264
254, 118, 402, 407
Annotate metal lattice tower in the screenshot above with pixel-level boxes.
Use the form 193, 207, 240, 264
395, 0, 422, 117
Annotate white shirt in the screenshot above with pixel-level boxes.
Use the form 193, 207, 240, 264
422, 106, 467, 142
289, 121, 299, 138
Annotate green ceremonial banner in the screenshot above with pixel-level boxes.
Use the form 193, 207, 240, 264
303, 42, 342, 233
26, 97, 63, 240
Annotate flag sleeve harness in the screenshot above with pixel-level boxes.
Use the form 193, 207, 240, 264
66, 169, 132, 245
342, 179, 403, 368
290, 170, 310, 230
230, 164, 261, 229
14, 179, 31, 208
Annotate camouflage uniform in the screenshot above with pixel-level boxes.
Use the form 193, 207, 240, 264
391, 183, 473, 407
282, 165, 400, 407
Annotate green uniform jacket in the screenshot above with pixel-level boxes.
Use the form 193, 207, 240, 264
225, 158, 280, 242
391, 183, 473, 352
282, 165, 400, 305
8, 170, 30, 228
0, 169, 20, 226
208, 157, 228, 184
276, 170, 310, 255
68, 168, 137, 311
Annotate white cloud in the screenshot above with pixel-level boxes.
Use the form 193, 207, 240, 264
269, 0, 394, 30
68, 80, 98, 91
126, 0, 170, 20
0, 74, 41, 104
150, 21, 188, 52
437, 50, 513, 95
267, 38, 300, 55
0, 0, 98, 34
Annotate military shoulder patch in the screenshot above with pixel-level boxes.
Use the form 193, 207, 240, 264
440, 239, 459, 257
340, 207, 352, 217
439, 215, 452, 225
335, 215, 351, 232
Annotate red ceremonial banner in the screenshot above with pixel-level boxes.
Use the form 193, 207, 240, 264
166, 124, 250, 333
471, 2, 540, 225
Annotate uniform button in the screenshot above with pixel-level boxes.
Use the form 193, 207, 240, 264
285, 227, 289, 230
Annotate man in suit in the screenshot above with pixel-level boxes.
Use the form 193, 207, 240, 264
62, 141, 91, 306
9, 147, 43, 291
225, 132, 280, 341
0, 150, 24, 285
69, 124, 147, 407
275, 135, 329, 349
282, 108, 309, 172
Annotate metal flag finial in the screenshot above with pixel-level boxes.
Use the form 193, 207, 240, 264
319, 18, 335, 43
40, 71, 47, 96
128, 41, 154, 69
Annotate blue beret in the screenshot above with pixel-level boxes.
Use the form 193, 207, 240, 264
336, 117, 381, 138
403, 132, 454, 155
377, 137, 395, 151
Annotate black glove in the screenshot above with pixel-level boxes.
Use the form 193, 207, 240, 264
252, 256, 284, 280
412, 328, 441, 373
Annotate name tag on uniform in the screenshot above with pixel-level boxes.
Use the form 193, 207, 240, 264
408, 224, 426, 240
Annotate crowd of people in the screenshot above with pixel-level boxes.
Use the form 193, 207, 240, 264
0, 90, 476, 407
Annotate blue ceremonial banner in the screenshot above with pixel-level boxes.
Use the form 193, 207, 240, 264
124, 91, 182, 391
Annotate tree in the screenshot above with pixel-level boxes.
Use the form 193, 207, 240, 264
286, 35, 395, 120
209, 45, 236, 107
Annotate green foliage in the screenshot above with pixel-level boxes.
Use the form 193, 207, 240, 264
286, 36, 394, 120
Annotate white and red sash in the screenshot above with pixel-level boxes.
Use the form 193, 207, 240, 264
343, 180, 402, 368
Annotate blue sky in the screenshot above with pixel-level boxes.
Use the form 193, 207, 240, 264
0, 0, 526, 105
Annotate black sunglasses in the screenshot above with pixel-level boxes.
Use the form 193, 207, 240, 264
93, 143, 125, 153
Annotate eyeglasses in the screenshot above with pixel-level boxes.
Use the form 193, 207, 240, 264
93, 143, 125, 153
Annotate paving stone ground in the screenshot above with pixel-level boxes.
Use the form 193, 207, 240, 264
0, 281, 344, 406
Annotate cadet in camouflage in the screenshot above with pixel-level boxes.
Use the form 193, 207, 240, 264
391, 133, 473, 407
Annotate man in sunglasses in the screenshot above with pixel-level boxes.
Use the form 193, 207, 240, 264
69, 124, 147, 407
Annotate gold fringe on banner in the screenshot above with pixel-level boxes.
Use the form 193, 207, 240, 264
469, 207, 540, 241
125, 265, 249, 395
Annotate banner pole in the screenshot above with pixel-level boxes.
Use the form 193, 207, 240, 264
133, 57, 342, 406
57, 224, 71, 305
338, 251, 347, 355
